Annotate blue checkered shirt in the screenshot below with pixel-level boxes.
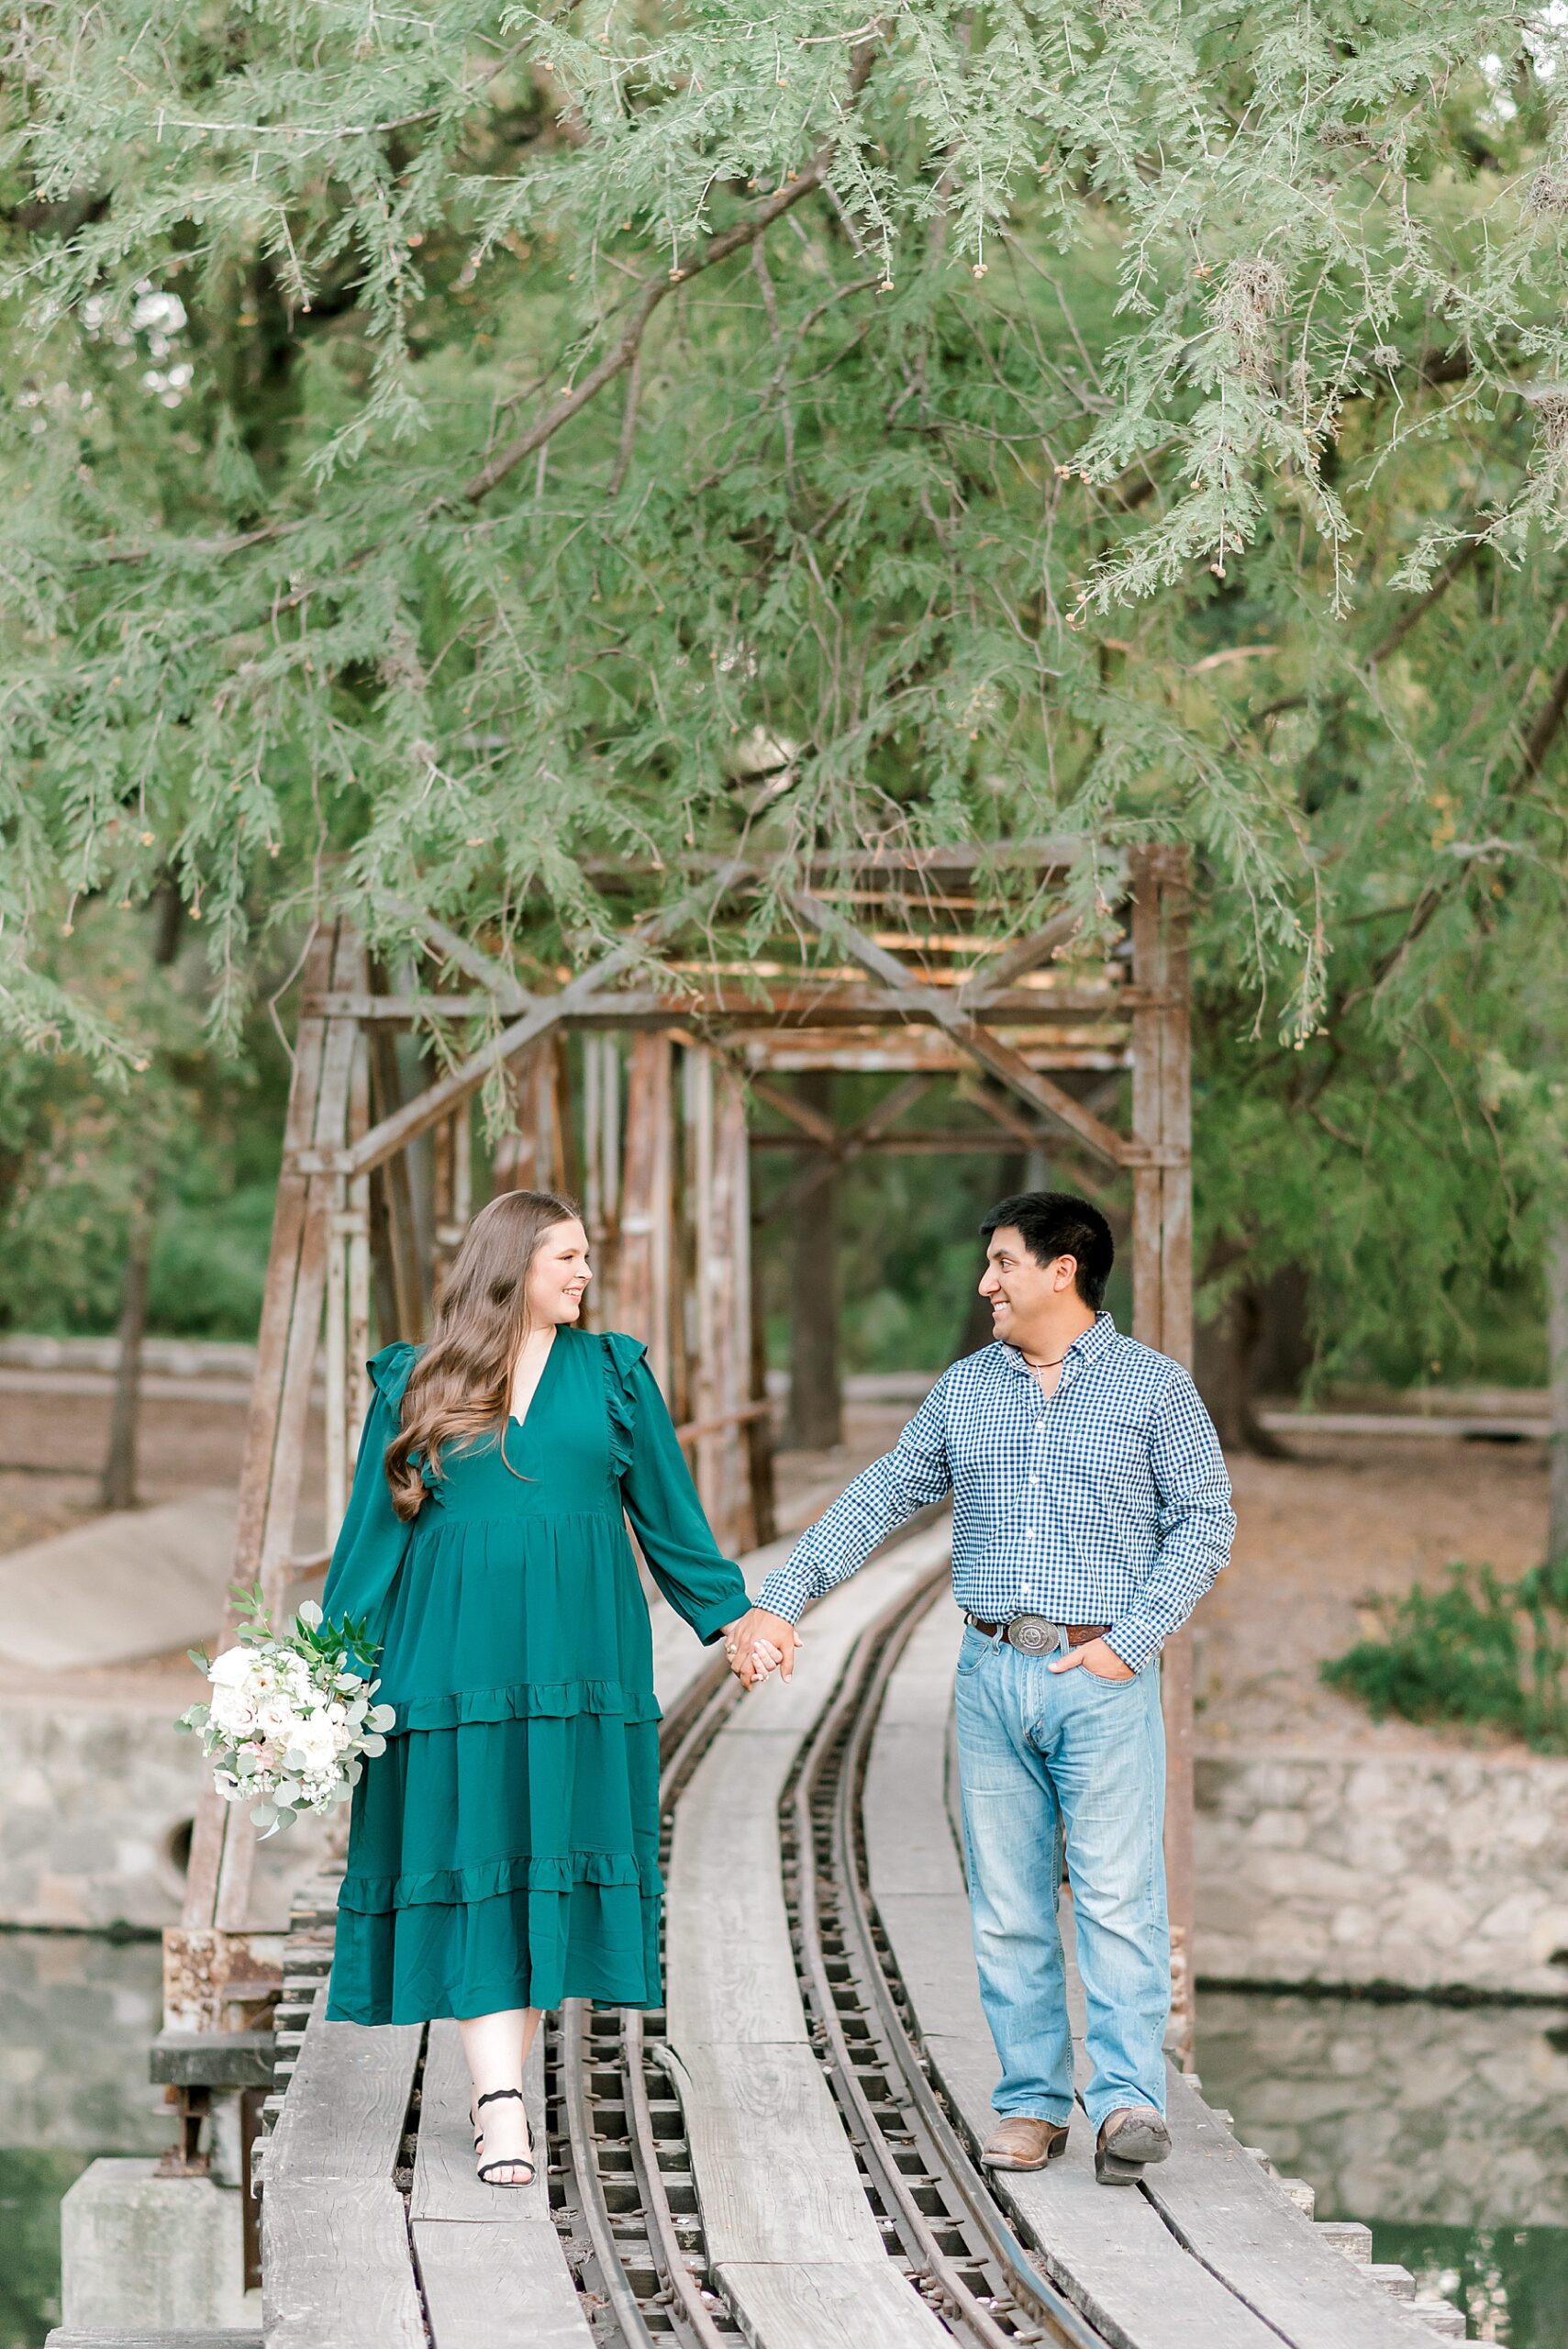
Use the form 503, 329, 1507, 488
755, 1314, 1235, 1672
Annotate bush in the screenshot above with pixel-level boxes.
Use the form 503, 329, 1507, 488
1321, 1561, 1568, 1753
146, 1180, 277, 1339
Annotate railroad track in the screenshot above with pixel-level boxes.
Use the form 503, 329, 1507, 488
785, 1565, 1107, 2349
551, 1653, 747, 2348
554, 1560, 1106, 2349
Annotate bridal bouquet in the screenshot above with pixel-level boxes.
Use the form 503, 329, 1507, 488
177, 1584, 395, 1838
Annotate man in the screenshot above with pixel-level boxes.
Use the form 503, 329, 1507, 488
727, 1193, 1235, 2186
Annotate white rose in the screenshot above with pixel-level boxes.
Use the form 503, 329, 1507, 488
305, 1716, 348, 1768
208, 1646, 254, 1690
255, 1695, 299, 1744
210, 1687, 258, 1736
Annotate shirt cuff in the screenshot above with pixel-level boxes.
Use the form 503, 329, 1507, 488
753, 1564, 813, 1625
1103, 1614, 1162, 1674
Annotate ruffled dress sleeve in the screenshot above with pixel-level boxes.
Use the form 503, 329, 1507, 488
603, 1332, 751, 1644
319, 1341, 419, 1664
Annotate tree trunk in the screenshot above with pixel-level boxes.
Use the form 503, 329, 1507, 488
99, 1203, 154, 1510
1195, 1262, 1295, 1459
98, 879, 183, 1512
784, 1073, 842, 1450
1549, 1216, 1568, 1566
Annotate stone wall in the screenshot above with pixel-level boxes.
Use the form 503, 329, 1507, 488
1195, 1742, 1568, 1998
0, 1689, 328, 1931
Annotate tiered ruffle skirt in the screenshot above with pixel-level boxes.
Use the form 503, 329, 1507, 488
327, 1504, 663, 2023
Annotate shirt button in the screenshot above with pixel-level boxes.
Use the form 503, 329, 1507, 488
1024, 1526, 1036, 1540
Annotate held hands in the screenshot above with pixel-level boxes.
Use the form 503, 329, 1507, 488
723, 1608, 802, 1690
1047, 1634, 1135, 1682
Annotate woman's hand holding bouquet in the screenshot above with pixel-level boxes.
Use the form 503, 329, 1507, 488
177, 1583, 395, 1839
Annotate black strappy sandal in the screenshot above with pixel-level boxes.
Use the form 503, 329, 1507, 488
473, 2086, 535, 2189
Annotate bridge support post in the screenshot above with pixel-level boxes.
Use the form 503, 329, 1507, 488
1129, 844, 1196, 2068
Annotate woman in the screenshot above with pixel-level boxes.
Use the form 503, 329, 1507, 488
319, 1188, 756, 2188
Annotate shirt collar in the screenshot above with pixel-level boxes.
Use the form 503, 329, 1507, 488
1001, 1311, 1117, 1378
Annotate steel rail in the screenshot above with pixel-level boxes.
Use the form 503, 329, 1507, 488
622, 1653, 740, 2349
557, 1643, 740, 2348
795, 1571, 1106, 2349
560, 1995, 659, 2347
790, 1571, 1023, 2348
624, 2008, 731, 2349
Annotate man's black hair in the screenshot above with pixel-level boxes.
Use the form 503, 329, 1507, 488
978, 1192, 1115, 1312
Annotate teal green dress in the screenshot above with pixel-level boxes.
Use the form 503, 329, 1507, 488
320, 1326, 750, 2025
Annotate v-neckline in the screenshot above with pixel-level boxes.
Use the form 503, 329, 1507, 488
506, 1327, 562, 1436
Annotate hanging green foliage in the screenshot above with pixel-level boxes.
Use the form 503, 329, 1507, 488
2, 3, 1564, 1042
2, 2, 1566, 1386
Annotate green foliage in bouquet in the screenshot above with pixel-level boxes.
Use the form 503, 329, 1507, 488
184, 1578, 381, 1682
179, 1581, 392, 1836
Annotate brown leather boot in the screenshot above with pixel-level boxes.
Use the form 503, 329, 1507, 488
981, 2116, 1070, 2170
1095, 2105, 1171, 2185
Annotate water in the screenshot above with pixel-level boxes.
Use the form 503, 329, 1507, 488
1198, 1987, 1568, 2344
0, 1932, 166, 2349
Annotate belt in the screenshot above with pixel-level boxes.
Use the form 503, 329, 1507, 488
967, 1613, 1108, 1654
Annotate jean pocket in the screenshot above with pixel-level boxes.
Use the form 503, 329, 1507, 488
1078, 1659, 1140, 1690
956, 1623, 993, 1675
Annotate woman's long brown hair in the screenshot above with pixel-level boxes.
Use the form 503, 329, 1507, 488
385, 1187, 581, 1521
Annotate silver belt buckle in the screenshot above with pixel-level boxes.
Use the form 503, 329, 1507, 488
1004, 1613, 1064, 1657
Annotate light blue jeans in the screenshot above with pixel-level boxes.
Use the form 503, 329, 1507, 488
952, 1620, 1169, 2132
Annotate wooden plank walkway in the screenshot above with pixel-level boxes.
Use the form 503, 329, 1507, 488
665, 1521, 956, 2349
44, 2335, 262, 2348
409, 2022, 593, 2349
866, 1598, 1276, 2349
865, 1592, 1454, 2348
259, 1540, 1464, 2349
261, 1995, 423, 2349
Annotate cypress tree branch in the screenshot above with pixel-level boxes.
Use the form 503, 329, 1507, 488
1364, 533, 1486, 670
1254, 523, 1487, 722
459, 34, 881, 506
606, 346, 643, 498
1518, 648, 1568, 784
1354, 629, 1568, 1001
